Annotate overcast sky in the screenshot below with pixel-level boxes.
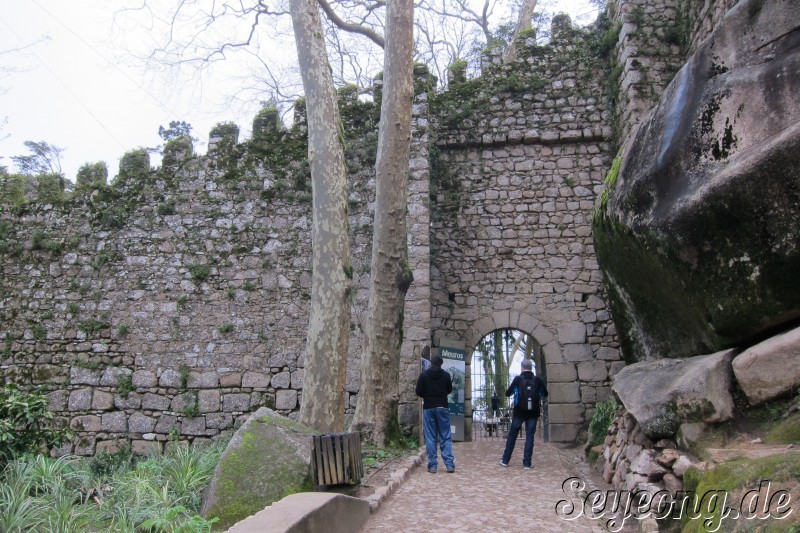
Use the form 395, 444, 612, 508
0, 0, 598, 181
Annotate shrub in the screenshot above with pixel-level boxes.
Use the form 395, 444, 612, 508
76, 161, 108, 190
35, 173, 65, 204
0, 384, 70, 462
157, 201, 176, 216
188, 264, 211, 282
588, 396, 618, 447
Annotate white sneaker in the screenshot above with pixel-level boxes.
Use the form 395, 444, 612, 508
499, 460, 508, 467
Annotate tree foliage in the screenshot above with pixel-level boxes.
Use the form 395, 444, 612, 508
10, 140, 64, 177
0, 384, 70, 463
158, 120, 194, 142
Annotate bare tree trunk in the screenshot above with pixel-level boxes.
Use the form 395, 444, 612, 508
350, 0, 414, 446
291, 0, 352, 433
493, 330, 506, 405
503, 0, 538, 62
524, 334, 533, 362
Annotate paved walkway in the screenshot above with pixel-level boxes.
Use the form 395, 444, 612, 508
362, 436, 616, 532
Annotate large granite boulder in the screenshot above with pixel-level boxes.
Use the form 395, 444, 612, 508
732, 325, 800, 405
612, 350, 736, 440
594, 0, 800, 362
201, 407, 315, 531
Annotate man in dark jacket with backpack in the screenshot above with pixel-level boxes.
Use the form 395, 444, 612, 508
416, 355, 456, 474
499, 359, 548, 470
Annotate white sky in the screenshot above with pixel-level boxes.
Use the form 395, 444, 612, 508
0, 0, 598, 181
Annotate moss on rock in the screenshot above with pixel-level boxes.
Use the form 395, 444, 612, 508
682, 454, 800, 532
202, 408, 315, 531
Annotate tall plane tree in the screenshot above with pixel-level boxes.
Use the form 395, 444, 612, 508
350, 0, 415, 445
290, 0, 352, 432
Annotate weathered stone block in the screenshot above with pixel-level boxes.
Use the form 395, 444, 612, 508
275, 389, 298, 410
132, 440, 162, 455
206, 412, 233, 429
132, 370, 158, 388
267, 352, 297, 367
71, 415, 101, 432
92, 390, 115, 411
181, 416, 207, 436
548, 403, 584, 425
242, 371, 270, 388
142, 393, 171, 411
549, 382, 580, 403
201, 408, 316, 530
563, 344, 593, 362
291, 370, 304, 389
547, 363, 577, 382
156, 414, 179, 434
578, 361, 608, 382
596, 347, 621, 361
188, 372, 219, 389
558, 322, 586, 344
219, 372, 242, 387
115, 393, 142, 410
159, 369, 182, 388
68, 388, 93, 411
129, 413, 157, 433
171, 392, 196, 413
199, 389, 221, 413
271, 371, 291, 389
100, 367, 132, 387
548, 423, 579, 442
101, 411, 128, 432
47, 390, 69, 411
223, 393, 251, 412
70, 367, 101, 386
96, 440, 124, 454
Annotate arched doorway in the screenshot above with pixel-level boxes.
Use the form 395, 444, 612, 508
469, 328, 549, 442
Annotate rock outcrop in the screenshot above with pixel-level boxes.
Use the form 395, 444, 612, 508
612, 350, 735, 439
733, 325, 800, 405
201, 408, 315, 530
595, 0, 800, 362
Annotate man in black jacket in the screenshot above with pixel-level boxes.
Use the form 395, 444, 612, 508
499, 359, 548, 470
415, 355, 456, 473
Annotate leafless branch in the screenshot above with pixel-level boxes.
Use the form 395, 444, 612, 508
317, 0, 385, 48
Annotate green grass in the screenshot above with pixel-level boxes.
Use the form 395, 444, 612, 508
0, 441, 225, 532
763, 412, 800, 444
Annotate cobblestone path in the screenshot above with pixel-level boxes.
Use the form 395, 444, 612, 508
362, 436, 613, 532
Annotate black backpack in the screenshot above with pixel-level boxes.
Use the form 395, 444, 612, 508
517, 376, 540, 415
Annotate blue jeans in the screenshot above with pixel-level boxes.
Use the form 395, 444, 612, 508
423, 407, 455, 471
501, 415, 537, 467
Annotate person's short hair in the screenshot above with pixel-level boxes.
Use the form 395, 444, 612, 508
431, 355, 444, 367
521, 359, 533, 371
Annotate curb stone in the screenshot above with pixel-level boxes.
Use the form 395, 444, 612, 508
363, 448, 426, 512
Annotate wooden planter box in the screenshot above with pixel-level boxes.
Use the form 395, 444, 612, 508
311, 432, 363, 486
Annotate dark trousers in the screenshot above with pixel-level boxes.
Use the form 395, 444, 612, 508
501, 414, 537, 467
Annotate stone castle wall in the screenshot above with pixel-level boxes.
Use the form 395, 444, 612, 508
0, 0, 739, 452
0, 110, 379, 454
610, 0, 740, 142
428, 17, 622, 442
